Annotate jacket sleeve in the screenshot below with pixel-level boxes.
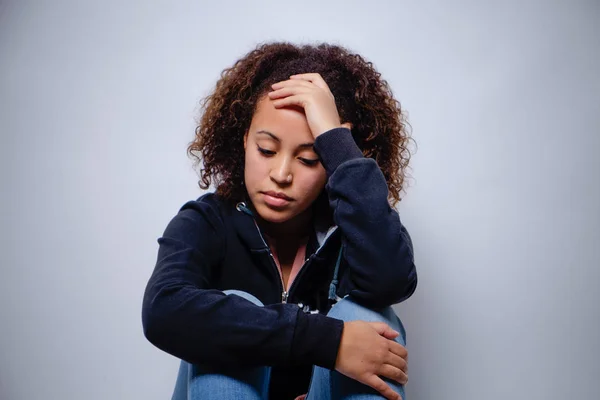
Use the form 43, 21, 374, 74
314, 127, 418, 308
141, 197, 343, 369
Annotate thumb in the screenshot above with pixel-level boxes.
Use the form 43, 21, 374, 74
368, 322, 399, 339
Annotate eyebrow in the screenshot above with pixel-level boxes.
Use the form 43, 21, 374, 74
256, 130, 315, 148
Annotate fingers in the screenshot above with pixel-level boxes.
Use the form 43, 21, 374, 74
271, 79, 315, 90
368, 322, 389, 335
381, 329, 400, 340
379, 364, 408, 385
290, 73, 330, 91
364, 375, 402, 400
268, 81, 316, 106
268, 86, 311, 100
270, 94, 311, 109
368, 322, 399, 339
386, 351, 408, 375
389, 340, 408, 360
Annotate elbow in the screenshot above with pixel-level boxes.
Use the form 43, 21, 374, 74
141, 285, 214, 366
387, 267, 417, 304
383, 230, 418, 304
375, 265, 417, 307
348, 259, 417, 309
371, 225, 417, 305
141, 295, 191, 362
141, 283, 182, 353
382, 252, 418, 304
141, 296, 168, 350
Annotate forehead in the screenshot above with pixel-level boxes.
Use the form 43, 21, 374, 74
249, 96, 313, 143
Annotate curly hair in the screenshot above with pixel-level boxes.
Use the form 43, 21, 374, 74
188, 41, 414, 206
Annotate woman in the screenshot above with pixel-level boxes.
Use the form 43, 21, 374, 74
142, 41, 417, 400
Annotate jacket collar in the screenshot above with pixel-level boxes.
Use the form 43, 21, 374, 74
231, 201, 269, 252
232, 200, 339, 256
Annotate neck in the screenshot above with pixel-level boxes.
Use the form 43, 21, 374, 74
256, 207, 313, 241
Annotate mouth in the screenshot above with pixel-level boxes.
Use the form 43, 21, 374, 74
262, 191, 293, 201
261, 191, 294, 208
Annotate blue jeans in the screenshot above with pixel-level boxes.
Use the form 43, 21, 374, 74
172, 290, 406, 400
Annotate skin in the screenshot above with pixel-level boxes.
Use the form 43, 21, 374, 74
243, 96, 327, 288
243, 73, 408, 400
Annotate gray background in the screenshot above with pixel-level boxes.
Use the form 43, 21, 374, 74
1, 1, 598, 399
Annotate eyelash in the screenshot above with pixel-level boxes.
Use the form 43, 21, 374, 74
257, 147, 275, 156
257, 146, 319, 166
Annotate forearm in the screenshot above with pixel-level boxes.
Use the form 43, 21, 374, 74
142, 239, 343, 369
315, 128, 417, 307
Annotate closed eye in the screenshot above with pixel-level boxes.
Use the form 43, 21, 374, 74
299, 158, 320, 166
257, 146, 275, 156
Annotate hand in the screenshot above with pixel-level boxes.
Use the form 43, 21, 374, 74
335, 321, 408, 400
267, 73, 351, 138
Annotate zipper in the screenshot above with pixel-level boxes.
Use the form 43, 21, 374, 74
239, 201, 339, 305
250, 219, 288, 303
287, 227, 339, 301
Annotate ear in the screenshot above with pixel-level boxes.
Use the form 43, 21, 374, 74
243, 130, 248, 149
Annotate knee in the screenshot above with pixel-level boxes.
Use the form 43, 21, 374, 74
223, 289, 264, 307
327, 297, 406, 343
327, 296, 389, 321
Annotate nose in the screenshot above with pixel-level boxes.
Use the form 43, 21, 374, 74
270, 156, 293, 185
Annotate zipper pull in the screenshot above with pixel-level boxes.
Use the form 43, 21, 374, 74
281, 291, 289, 304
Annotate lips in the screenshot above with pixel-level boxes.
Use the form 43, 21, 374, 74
263, 191, 293, 201
261, 191, 293, 208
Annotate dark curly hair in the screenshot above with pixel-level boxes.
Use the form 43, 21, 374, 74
188, 41, 414, 206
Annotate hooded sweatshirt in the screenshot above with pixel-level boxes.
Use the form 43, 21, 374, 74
142, 127, 418, 399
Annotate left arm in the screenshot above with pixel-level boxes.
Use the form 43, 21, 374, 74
315, 127, 417, 308
268, 73, 417, 308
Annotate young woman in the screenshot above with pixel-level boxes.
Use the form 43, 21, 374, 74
142, 42, 417, 400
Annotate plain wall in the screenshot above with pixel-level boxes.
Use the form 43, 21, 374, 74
1, 1, 598, 399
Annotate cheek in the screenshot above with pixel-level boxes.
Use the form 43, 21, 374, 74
295, 169, 327, 200
244, 149, 268, 186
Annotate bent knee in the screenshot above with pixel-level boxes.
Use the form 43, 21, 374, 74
326, 297, 390, 322
223, 289, 264, 307
327, 297, 406, 342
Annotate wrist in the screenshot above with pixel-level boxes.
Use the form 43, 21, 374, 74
314, 123, 343, 138
314, 128, 364, 177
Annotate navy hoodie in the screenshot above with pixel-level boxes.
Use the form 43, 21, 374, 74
142, 127, 417, 399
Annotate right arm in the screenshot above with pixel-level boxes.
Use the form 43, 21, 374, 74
141, 198, 343, 369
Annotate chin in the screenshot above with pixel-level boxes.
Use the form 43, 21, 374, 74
255, 204, 296, 224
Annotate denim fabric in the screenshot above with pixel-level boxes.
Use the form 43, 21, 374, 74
172, 290, 406, 400
305, 296, 406, 400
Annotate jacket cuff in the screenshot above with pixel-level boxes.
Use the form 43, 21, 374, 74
314, 127, 363, 177
291, 311, 344, 369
